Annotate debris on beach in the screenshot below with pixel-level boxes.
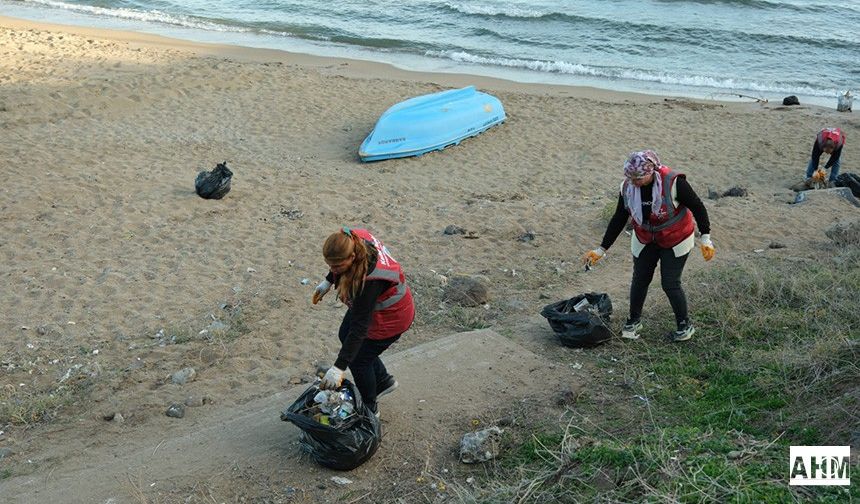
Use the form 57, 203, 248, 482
459, 427, 503, 464
195, 161, 233, 199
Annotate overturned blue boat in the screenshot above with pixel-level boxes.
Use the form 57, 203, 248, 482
359, 86, 505, 162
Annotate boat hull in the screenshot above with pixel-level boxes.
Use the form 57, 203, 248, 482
359, 86, 505, 162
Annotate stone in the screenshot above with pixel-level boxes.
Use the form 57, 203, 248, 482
516, 231, 535, 242
443, 225, 466, 235
0, 447, 14, 460
825, 220, 860, 245
459, 427, 503, 464
556, 384, 583, 406
721, 186, 748, 198
166, 403, 186, 418
767, 241, 786, 249
782, 95, 800, 106
171, 367, 196, 385
443, 275, 490, 307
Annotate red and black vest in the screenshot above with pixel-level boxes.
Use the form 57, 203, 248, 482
348, 228, 415, 340
623, 165, 695, 248
817, 128, 845, 149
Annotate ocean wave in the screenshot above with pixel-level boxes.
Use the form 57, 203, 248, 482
15, 0, 258, 33
439, 2, 582, 21
442, 0, 856, 19
653, 0, 856, 15
425, 50, 836, 97
438, 3, 857, 51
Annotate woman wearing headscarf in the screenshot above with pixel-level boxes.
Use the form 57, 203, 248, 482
805, 127, 845, 186
582, 150, 714, 342
312, 227, 414, 417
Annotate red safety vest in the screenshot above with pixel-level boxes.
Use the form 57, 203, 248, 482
348, 228, 414, 340
623, 165, 695, 249
817, 128, 845, 149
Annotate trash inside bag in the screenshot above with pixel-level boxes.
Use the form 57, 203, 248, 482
195, 162, 233, 199
281, 379, 381, 471
540, 293, 613, 348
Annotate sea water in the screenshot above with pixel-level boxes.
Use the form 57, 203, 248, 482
1, 0, 857, 106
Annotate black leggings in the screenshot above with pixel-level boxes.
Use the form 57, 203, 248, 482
629, 244, 690, 327
338, 312, 400, 410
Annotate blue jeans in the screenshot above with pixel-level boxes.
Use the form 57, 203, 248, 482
806, 156, 841, 181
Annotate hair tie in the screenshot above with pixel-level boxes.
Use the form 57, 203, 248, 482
342, 226, 352, 236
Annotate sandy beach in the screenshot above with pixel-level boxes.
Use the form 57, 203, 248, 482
1, 14, 858, 503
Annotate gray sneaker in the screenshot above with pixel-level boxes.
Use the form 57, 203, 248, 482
621, 319, 643, 340
670, 321, 695, 342
377, 376, 398, 399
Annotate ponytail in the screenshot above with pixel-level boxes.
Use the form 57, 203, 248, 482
322, 228, 371, 303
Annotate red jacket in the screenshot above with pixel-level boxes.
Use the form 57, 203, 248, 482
350, 229, 414, 340
623, 165, 695, 248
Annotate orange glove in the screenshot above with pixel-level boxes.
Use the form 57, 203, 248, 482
812, 169, 826, 183
582, 247, 606, 267
700, 234, 715, 262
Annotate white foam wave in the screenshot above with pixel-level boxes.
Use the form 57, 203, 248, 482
442, 1, 555, 19
17, 0, 254, 33
427, 50, 835, 97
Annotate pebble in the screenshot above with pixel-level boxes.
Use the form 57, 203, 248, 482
171, 367, 197, 385
516, 231, 535, 242
165, 404, 186, 418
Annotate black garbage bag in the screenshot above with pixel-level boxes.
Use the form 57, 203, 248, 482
540, 293, 613, 348
782, 95, 800, 106
195, 162, 233, 199
835, 172, 860, 198
281, 379, 381, 471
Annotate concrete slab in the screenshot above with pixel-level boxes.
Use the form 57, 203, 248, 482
2, 329, 563, 503
793, 187, 860, 207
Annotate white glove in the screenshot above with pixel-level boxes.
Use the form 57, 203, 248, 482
320, 366, 345, 390
312, 280, 332, 305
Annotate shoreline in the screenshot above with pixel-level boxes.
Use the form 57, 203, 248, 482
0, 14, 815, 111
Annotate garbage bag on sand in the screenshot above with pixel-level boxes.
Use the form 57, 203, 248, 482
835, 172, 860, 198
540, 293, 613, 348
281, 379, 381, 471
195, 162, 233, 199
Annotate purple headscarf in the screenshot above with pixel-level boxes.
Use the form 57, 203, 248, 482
623, 150, 665, 226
